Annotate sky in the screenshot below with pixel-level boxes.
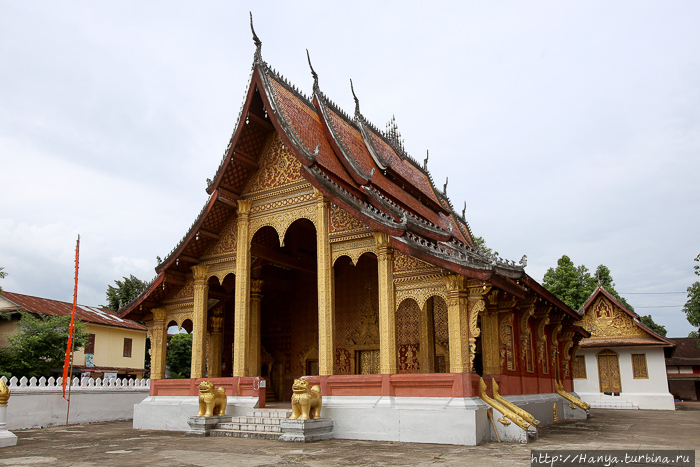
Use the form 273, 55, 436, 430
1, 1, 698, 337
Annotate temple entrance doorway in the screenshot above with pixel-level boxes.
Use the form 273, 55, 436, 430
597, 349, 622, 393
207, 273, 236, 377
253, 219, 319, 402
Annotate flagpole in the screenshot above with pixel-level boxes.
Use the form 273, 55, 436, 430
63, 235, 80, 426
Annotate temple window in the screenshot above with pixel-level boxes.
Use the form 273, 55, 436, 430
573, 355, 587, 379
631, 353, 648, 379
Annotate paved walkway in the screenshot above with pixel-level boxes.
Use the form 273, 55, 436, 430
1, 405, 698, 466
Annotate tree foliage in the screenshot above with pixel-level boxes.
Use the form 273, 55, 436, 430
0, 311, 88, 378
639, 315, 667, 337
166, 332, 192, 378
473, 236, 492, 256
105, 275, 147, 311
542, 255, 597, 310
543, 256, 636, 314
681, 254, 700, 337
593, 264, 634, 311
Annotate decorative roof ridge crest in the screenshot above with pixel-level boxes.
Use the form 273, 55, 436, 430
250, 12, 263, 65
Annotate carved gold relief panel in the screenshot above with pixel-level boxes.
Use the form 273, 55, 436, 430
578, 296, 648, 340
243, 135, 305, 194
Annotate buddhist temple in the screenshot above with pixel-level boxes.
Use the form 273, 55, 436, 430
120, 17, 591, 444
573, 286, 675, 410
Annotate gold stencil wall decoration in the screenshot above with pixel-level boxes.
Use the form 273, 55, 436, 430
172, 279, 195, 301
202, 216, 238, 258
243, 135, 305, 194
330, 205, 367, 234
331, 237, 376, 266
393, 250, 438, 274
394, 279, 448, 311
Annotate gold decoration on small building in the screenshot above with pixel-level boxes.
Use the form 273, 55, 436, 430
0, 380, 10, 406
196, 381, 227, 417
289, 378, 322, 420
553, 403, 559, 423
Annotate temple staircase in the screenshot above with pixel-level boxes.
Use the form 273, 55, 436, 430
210, 408, 292, 440
588, 394, 639, 410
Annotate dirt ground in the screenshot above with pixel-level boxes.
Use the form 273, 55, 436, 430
1, 403, 698, 466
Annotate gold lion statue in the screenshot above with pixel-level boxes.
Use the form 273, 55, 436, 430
289, 378, 322, 420
196, 381, 227, 417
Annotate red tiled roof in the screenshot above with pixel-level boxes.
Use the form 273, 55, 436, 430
1, 291, 147, 332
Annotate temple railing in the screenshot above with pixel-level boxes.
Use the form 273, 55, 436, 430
0, 375, 150, 430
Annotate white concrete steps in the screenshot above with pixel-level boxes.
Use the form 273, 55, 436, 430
589, 397, 639, 410
210, 408, 292, 440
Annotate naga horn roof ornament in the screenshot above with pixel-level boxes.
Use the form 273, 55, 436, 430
350, 78, 361, 119
250, 12, 263, 63
306, 49, 319, 92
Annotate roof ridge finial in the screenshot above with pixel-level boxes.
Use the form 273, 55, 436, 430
443, 177, 448, 195
350, 79, 360, 118
423, 149, 429, 170
462, 201, 466, 218
306, 49, 319, 92
250, 12, 262, 63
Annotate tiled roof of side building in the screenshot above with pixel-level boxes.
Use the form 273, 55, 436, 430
0, 291, 147, 332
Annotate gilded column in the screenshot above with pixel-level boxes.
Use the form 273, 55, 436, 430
247, 279, 264, 376
467, 280, 492, 373
208, 309, 224, 378
315, 190, 335, 375
418, 297, 436, 373
481, 291, 501, 376
233, 199, 252, 376
191, 265, 209, 378
445, 275, 469, 373
150, 308, 168, 379
374, 232, 397, 374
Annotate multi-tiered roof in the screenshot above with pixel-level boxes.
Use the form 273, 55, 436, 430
120, 17, 577, 322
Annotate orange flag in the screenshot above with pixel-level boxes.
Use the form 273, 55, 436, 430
62, 235, 80, 400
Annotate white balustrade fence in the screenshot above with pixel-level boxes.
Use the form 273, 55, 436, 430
0, 376, 150, 430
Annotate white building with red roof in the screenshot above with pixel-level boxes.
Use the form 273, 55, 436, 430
0, 291, 148, 380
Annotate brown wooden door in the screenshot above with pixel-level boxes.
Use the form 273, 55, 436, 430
598, 353, 622, 393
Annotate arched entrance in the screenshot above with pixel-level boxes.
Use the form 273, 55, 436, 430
252, 218, 320, 401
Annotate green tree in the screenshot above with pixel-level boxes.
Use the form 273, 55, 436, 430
0, 311, 88, 378
683, 281, 700, 337
473, 236, 492, 256
105, 275, 147, 311
0, 267, 8, 321
682, 254, 700, 337
166, 333, 192, 378
594, 264, 634, 312
542, 255, 597, 310
639, 315, 667, 337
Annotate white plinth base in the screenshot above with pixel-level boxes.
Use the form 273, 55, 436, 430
187, 415, 233, 436
133, 396, 258, 432
133, 393, 583, 445
279, 418, 334, 442
0, 430, 18, 448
